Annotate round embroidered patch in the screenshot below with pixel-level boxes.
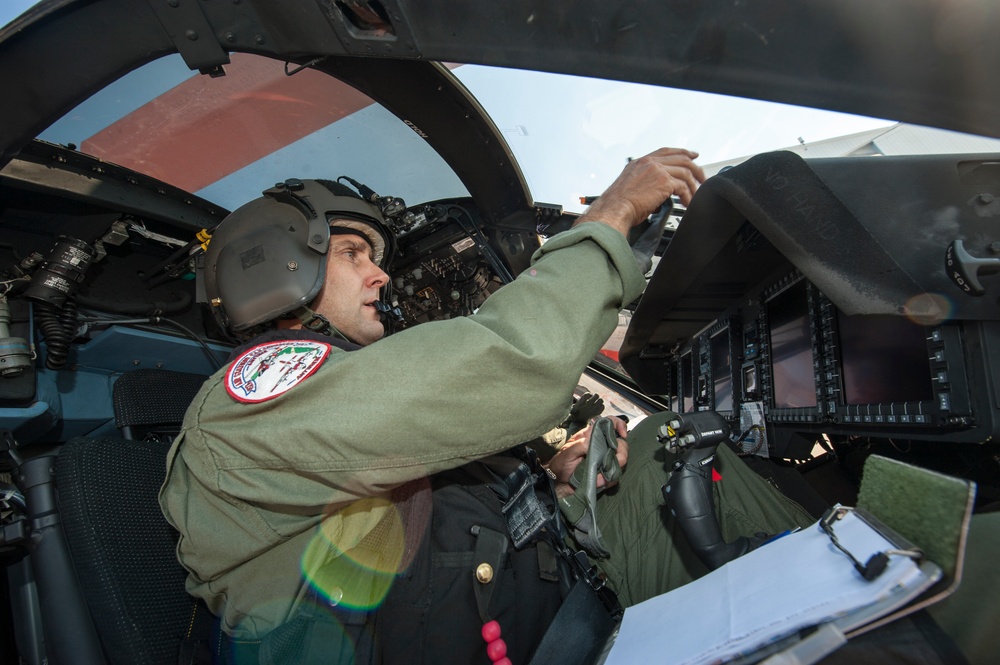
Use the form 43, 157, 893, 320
226, 340, 331, 403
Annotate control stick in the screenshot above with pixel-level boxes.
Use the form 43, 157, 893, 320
658, 411, 768, 570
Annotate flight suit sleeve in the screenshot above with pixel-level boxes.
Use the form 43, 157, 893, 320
178, 221, 646, 509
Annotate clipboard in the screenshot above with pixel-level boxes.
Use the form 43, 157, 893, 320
842, 455, 976, 638
600, 455, 976, 665
756, 456, 976, 665
723, 506, 947, 665
829, 506, 942, 635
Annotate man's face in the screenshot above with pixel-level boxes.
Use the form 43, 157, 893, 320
310, 229, 390, 346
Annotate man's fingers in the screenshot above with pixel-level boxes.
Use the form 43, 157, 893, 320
630, 152, 705, 210
609, 415, 629, 438
647, 147, 700, 160
667, 174, 696, 206
574, 146, 705, 235
616, 436, 629, 470
664, 166, 704, 206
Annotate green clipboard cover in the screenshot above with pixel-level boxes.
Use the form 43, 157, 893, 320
850, 454, 976, 637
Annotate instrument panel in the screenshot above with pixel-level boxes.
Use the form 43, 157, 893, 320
622, 151, 1000, 457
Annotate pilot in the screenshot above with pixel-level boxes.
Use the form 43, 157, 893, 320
158, 148, 695, 661
157, 148, 980, 664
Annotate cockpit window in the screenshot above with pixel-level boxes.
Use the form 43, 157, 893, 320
37, 53, 469, 210
449, 65, 1000, 385
451, 64, 900, 215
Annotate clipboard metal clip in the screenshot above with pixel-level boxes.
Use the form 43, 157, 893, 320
820, 506, 924, 582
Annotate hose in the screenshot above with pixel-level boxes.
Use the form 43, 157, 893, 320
35, 301, 77, 370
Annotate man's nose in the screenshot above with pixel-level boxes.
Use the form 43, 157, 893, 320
368, 263, 389, 288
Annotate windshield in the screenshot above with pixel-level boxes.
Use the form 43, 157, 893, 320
451, 65, 896, 214
37, 53, 469, 211
447, 65, 1000, 381
451, 64, 1000, 215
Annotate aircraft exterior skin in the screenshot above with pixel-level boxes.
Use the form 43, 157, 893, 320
0, 1, 998, 664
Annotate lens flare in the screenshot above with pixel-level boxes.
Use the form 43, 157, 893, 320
301, 495, 407, 611
903, 292, 953, 325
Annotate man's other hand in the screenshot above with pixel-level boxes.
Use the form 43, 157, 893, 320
545, 416, 629, 498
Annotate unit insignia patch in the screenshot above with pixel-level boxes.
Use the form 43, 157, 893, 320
226, 340, 330, 403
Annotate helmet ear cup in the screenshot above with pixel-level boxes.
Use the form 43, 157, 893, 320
203, 196, 329, 333
213, 224, 326, 332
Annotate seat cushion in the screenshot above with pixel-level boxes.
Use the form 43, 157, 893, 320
57, 437, 196, 665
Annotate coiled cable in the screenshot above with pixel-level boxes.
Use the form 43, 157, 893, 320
35, 301, 77, 370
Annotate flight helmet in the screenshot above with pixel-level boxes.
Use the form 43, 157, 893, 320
201, 178, 393, 337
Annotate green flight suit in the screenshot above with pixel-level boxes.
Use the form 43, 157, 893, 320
159, 222, 647, 639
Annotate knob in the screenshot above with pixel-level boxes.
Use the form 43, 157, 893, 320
946, 239, 1000, 296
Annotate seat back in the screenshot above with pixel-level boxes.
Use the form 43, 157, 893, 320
55, 437, 210, 665
112, 369, 207, 441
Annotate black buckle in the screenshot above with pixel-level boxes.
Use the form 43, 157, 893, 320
572, 551, 623, 619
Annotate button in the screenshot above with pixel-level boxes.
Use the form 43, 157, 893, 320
863, 415, 873, 423
887, 415, 897, 423
476, 563, 494, 584
915, 414, 928, 424
900, 414, 911, 423
938, 392, 951, 411
937, 371, 948, 384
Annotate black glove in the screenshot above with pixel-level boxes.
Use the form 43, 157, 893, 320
569, 392, 604, 424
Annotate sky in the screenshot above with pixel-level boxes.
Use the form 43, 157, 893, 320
453, 65, 895, 211
1, 1, 897, 212
1, 0, 35, 27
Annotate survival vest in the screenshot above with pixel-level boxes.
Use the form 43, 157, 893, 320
378, 446, 620, 665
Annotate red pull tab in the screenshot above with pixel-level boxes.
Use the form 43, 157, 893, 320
482, 620, 512, 665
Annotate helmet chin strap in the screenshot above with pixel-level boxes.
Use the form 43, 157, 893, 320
292, 303, 401, 344
292, 305, 356, 345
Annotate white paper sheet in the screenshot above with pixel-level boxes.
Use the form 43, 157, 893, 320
604, 511, 926, 665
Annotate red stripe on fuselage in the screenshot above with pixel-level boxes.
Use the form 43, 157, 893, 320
81, 53, 375, 193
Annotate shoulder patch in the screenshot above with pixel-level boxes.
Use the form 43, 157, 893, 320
226, 340, 331, 403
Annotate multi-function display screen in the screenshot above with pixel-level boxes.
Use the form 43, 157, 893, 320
837, 314, 933, 405
711, 331, 733, 412
767, 282, 818, 408
681, 353, 693, 412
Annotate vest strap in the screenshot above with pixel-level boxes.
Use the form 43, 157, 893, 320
471, 525, 509, 624
475, 448, 565, 548
526, 579, 617, 665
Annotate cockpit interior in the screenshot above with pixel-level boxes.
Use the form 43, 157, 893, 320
0, 1, 999, 663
